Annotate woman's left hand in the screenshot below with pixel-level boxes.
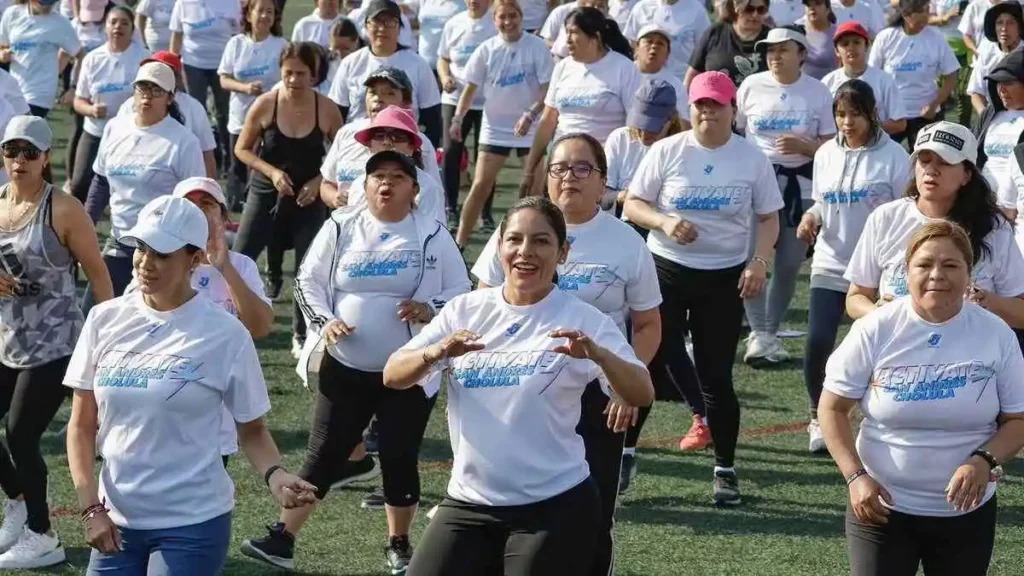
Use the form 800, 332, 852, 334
776, 135, 811, 156
921, 101, 941, 120
296, 184, 318, 208
946, 456, 991, 512
967, 285, 989, 308
59, 88, 74, 107
514, 114, 533, 137
738, 260, 768, 299
397, 300, 434, 323
204, 219, 229, 270
549, 329, 604, 361
604, 395, 639, 433
269, 470, 318, 509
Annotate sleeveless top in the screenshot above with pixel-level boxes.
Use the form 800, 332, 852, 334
251, 91, 327, 194
0, 184, 83, 369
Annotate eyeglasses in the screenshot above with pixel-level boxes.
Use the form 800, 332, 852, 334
368, 17, 400, 29
1, 144, 42, 161
370, 129, 413, 144
742, 4, 769, 15
134, 82, 168, 98
548, 162, 600, 180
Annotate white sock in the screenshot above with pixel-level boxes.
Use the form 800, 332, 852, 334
622, 447, 636, 456
701, 416, 708, 426
714, 466, 736, 476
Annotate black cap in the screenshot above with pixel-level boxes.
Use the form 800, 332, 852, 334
987, 50, 1024, 84
365, 150, 418, 181
364, 67, 413, 94
364, 0, 402, 24
984, 2, 1024, 43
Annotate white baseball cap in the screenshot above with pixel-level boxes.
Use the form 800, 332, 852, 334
911, 121, 978, 167
637, 24, 672, 46
134, 61, 176, 94
121, 196, 209, 254
755, 27, 809, 52
173, 176, 228, 209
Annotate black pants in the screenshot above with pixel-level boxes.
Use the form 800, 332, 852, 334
65, 112, 84, 193
226, 133, 249, 210
846, 496, 996, 576
893, 116, 932, 152
183, 64, 230, 169
299, 355, 431, 503
803, 287, 846, 418
408, 478, 601, 576
71, 130, 102, 205
649, 256, 744, 468
0, 356, 70, 534
440, 104, 493, 218
576, 380, 624, 576
232, 191, 325, 337
27, 105, 48, 119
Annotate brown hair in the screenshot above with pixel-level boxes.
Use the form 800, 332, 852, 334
904, 221, 975, 273
628, 112, 685, 142
279, 41, 323, 79
243, 0, 284, 38
494, 0, 524, 17
722, 0, 772, 23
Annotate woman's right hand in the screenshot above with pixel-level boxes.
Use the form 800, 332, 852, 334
796, 213, 819, 244
660, 215, 698, 245
323, 319, 355, 344
448, 118, 463, 143
323, 186, 348, 210
85, 511, 121, 554
92, 102, 107, 119
271, 169, 294, 196
441, 76, 456, 93
426, 330, 485, 363
0, 275, 17, 298
248, 81, 264, 96
518, 171, 535, 198
848, 474, 893, 525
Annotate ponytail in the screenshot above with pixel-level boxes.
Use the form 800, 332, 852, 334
601, 18, 633, 59
565, 7, 633, 59
168, 99, 186, 126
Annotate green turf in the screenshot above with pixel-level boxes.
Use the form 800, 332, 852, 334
15, 3, 1024, 574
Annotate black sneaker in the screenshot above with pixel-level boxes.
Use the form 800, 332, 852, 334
266, 277, 283, 301
241, 523, 295, 570
712, 471, 741, 507
364, 419, 380, 455
361, 487, 386, 509
481, 214, 496, 233
446, 208, 460, 232
618, 453, 637, 495
385, 534, 413, 574
329, 455, 380, 491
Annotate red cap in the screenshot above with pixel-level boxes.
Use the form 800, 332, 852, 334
833, 21, 870, 43
142, 50, 183, 73
688, 71, 737, 106
355, 106, 423, 149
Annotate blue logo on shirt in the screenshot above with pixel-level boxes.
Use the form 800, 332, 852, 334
198, 276, 210, 288
94, 350, 204, 394
380, 233, 391, 241
340, 250, 420, 277
703, 164, 714, 176
751, 111, 811, 132
668, 185, 747, 211
237, 65, 271, 81
9, 40, 38, 52
495, 71, 527, 88
780, 93, 788, 101
453, 350, 561, 389
94, 81, 131, 95
872, 361, 996, 403
506, 322, 521, 335
556, 93, 602, 108
927, 333, 941, 348
822, 189, 870, 204
336, 167, 361, 183
892, 61, 923, 73
186, 17, 216, 30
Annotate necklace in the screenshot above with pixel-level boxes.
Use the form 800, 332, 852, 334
3, 181, 45, 230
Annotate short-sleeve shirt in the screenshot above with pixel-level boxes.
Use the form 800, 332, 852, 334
75, 42, 149, 137
169, 0, 240, 70
689, 22, 769, 88
0, 4, 80, 109
217, 34, 288, 134
328, 47, 442, 120
623, 0, 710, 78
868, 25, 960, 117
544, 51, 642, 144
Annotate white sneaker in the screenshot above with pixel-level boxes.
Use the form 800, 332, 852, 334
808, 420, 827, 454
764, 334, 790, 363
290, 336, 303, 360
0, 500, 27, 553
743, 332, 773, 364
0, 527, 65, 569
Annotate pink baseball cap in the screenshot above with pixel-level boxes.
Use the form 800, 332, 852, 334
80, 0, 107, 23
354, 105, 423, 149
688, 71, 737, 106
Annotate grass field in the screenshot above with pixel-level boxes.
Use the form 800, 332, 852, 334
17, 2, 1024, 574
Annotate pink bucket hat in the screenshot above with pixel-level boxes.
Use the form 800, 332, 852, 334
354, 105, 423, 149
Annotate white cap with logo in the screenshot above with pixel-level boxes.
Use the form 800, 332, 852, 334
172, 176, 228, 209
911, 121, 978, 167
120, 196, 209, 254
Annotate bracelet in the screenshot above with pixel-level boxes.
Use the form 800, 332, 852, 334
80, 502, 108, 523
751, 255, 770, 269
845, 468, 868, 485
263, 464, 284, 487
422, 346, 440, 367
971, 449, 999, 470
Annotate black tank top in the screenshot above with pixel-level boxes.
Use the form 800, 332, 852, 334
251, 91, 326, 194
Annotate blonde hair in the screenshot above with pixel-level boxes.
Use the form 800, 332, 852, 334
905, 221, 975, 273
494, 0, 523, 17
628, 112, 685, 143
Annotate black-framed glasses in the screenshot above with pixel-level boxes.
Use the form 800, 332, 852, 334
1, 143, 41, 161
742, 3, 769, 14
370, 129, 413, 144
134, 81, 168, 98
548, 162, 600, 180
368, 17, 400, 29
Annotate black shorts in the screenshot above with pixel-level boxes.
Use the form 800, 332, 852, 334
480, 144, 530, 157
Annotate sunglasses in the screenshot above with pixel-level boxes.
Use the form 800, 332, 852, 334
370, 129, 413, 144
548, 162, 600, 180
2, 144, 42, 161
134, 81, 168, 98
742, 4, 769, 14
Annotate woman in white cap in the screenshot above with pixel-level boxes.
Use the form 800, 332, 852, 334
241, 150, 470, 575
0, 0, 82, 117
736, 27, 835, 366
624, 71, 783, 506
869, 0, 959, 148
65, 195, 316, 576
83, 60, 206, 304
450, 0, 553, 248
135, 0, 174, 52
0, 115, 111, 570
846, 121, 1024, 330
622, 0, 710, 80
633, 25, 689, 123
795, 79, 910, 454
821, 220, 1024, 576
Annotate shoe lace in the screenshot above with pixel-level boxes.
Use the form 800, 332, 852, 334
265, 523, 293, 544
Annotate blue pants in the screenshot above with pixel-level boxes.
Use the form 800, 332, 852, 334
803, 287, 847, 418
86, 512, 231, 576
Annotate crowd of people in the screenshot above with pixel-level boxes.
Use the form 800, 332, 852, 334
0, 0, 1021, 574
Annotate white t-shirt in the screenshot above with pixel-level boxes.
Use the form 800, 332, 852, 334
868, 26, 960, 117
117, 91, 219, 153
519, 0, 550, 31
217, 34, 288, 134
348, 7, 416, 50
623, 0, 710, 79
824, 298, 1024, 517
821, 65, 907, 123
1008, 157, 1024, 254
831, 0, 886, 35
967, 39, 1024, 98
76, 42, 149, 137
346, 167, 448, 225
439, 10, 497, 108
610, 0, 640, 30
627, 131, 785, 269
0, 65, 29, 115
320, 117, 441, 189
771, 0, 805, 26
641, 68, 689, 119
328, 47, 442, 120
0, 4, 80, 109
540, 2, 575, 42
736, 71, 836, 198
291, 11, 344, 46
809, 135, 910, 288
169, 0, 240, 70
604, 125, 650, 195
464, 33, 554, 148
471, 210, 662, 334
63, 293, 271, 530
981, 110, 1024, 194
545, 51, 642, 144
401, 286, 645, 506
415, 0, 466, 68
845, 197, 1024, 298
958, 0, 998, 46
931, 0, 963, 40
136, 0, 175, 51
93, 115, 206, 240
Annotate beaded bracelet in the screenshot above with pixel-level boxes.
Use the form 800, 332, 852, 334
845, 469, 868, 485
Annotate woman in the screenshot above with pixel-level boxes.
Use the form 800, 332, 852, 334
241, 150, 470, 575
869, 0, 959, 149
233, 41, 343, 359
634, 25, 689, 122
797, 0, 838, 79
415, 0, 466, 71
623, 0, 710, 79
84, 61, 206, 303
450, 0, 553, 248
520, 7, 639, 197
65, 195, 315, 576
624, 71, 782, 506
975, 50, 1024, 210
795, 79, 910, 454
547, 0, 609, 60
135, 0, 174, 52
291, 0, 344, 46
820, 220, 1024, 575
685, 0, 770, 89
71, 6, 147, 205
0, 0, 82, 117
967, 3, 1024, 114
387, 196, 653, 576
831, 0, 885, 35
845, 121, 1024, 329
737, 27, 835, 365
471, 134, 661, 575
218, 0, 288, 212
0, 116, 110, 570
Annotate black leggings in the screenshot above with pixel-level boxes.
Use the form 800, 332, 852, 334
299, 355, 431, 503
893, 116, 932, 152
0, 356, 70, 534
226, 133, 249, 209
576, 380, 624, 576
440, 104, 493, 218
803, 287, 846, 418
846, 496, 996, 576
27, 105, 49, 119
408, 478, 601, 576
71, 130, 102, 205
65, 112, 84, 195
183, 64, 230, 167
